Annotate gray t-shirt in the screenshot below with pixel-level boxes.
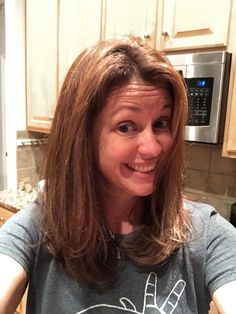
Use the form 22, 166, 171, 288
0, 200, 236, 314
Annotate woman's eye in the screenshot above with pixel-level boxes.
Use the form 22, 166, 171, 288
117, 122, 137, 134
153, 119, 170, 131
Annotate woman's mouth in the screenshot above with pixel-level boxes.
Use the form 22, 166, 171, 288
126, 163, 156, 173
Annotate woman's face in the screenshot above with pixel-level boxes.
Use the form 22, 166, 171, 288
94, 80, 174, 200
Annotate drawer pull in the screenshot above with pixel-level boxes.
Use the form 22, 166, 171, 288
0, 216, 5, 222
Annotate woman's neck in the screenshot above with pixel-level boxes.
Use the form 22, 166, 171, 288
102, 193, 143, 234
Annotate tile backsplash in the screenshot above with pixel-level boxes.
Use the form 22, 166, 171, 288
16, 133, 236, 206
184, 142, 236, 198
184, 142, 236, 220
17, 131, 47, 188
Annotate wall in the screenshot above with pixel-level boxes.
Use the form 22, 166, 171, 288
0, 2, 5, 190
0, 2, 5, 55
4, 0, 18, 188
4, 0, 26, 132
15, 0, 26, 131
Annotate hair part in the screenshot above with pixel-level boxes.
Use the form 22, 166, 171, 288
42, 36, 190, 285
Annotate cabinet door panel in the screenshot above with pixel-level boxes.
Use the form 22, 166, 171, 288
59, 0, 102, 88
162, 0, 232, 50
0, 206, 27, 313
226, 106, 236, 154
0, 206, 13, 226
104, 0, 158, 47
223, 60, 236, 158
26, 0, 57, 132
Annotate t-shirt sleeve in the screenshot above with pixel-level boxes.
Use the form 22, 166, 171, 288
0, 203, 42, 278
205, 209, 236, 295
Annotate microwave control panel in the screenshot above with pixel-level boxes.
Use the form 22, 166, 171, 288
185, 77, 214, 126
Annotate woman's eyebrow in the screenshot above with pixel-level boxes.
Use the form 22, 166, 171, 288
162, 103, 173, 110
111, 105, 141, 116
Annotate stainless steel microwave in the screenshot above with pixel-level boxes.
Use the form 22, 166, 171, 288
166, 51, 231, 144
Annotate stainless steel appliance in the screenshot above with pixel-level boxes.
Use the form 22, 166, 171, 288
167, 51, 231, 143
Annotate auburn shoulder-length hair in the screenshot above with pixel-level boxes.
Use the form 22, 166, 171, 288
42, 36, 190, 285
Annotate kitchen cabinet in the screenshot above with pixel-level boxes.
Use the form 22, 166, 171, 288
209, 302, 218, 314
26, 0, 58, 132
15, 292, 27, 314
0, 205, 27, 314
222, 0, 236, 158
26, 0, 102, 133
160, 0, 232, 51
25, 0, 235, 135
223, 59, 236, 158
0, 205, 14, 226
59, 0, 102, 88
103, 0, 162, 48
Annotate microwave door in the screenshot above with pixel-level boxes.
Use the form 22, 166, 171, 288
172, 65, 187, 78
185, 63, 225, 143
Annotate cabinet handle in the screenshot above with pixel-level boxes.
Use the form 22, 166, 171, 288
143, 33, 151, 39
0, 216, 5, 222
161, 31, 169, 37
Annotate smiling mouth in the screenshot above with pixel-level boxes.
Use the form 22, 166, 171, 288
126, 163, 156, 173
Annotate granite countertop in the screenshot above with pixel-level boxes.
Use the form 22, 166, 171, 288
0, 188, 38, 212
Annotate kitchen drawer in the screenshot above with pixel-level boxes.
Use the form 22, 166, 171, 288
0, 205, 26, 313
209, 301, 218, 313
0, 205, 14, 227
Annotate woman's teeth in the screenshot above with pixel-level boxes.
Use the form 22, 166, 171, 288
128, 164, 156, 173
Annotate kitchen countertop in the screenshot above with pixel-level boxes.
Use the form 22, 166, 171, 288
0, 186, 234, 221
184, 188, 235, 221
0, 188, 38, 212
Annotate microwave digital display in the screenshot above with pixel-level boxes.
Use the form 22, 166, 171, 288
185, 77, 214, 126
196, 79, 206, 87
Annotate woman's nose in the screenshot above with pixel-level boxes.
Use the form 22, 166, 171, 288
137, 130, 161, 158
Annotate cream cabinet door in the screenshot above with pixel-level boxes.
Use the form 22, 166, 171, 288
161, 0, 232, 51
26, 0, 57, 132
0, 206, 13, 227
59, 0, 102, 88
103, 0, 159, 47
223, 61, 236, 158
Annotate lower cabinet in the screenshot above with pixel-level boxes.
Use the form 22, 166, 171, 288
0, 205, 27, 314
0, 205, 13, 227
15, 290, 27, 314
209, 301, 218, 314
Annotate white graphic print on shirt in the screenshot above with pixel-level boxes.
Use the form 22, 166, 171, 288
76, 272, 186, 314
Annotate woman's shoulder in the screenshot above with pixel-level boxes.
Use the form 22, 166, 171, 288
0, 201, 43, 276
184, 199, 236, 241
184, 199, 217, 217
184, 199, 216, 228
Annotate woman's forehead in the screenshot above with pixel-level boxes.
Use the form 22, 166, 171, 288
97, 82, 173, 120
105, 80, 171, 101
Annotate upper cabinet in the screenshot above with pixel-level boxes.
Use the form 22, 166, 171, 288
25, 0, 236, 158
103, 0, 161, 48
26, 0, 102, 132
26, 0, 57, 132
222, 0, 236, 158
161, 0, 232, 51
223, 67, 236, 158
59, 0, 102, 88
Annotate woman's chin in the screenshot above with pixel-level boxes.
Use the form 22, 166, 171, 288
129, 185, 154, 197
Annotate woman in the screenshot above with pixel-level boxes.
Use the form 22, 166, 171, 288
0, 37, 236, 313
